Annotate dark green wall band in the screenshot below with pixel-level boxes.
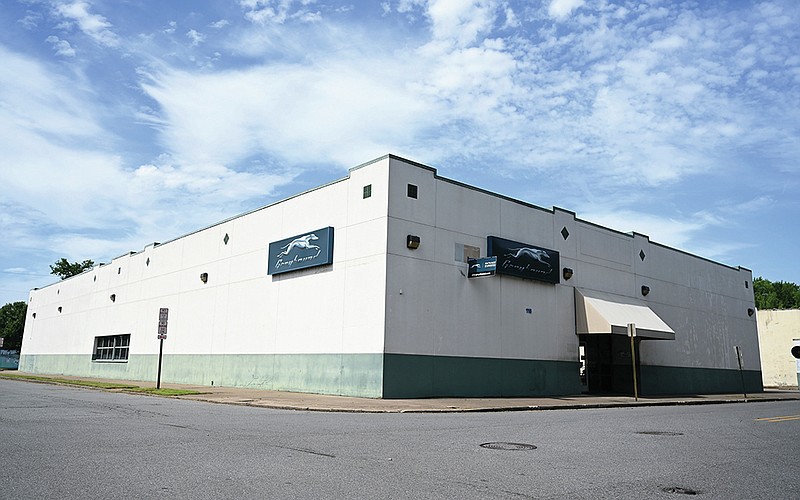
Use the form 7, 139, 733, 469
639, 364, 763, 395
383, 353, 582, 398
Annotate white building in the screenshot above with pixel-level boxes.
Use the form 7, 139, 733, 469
20, 155, 762, 398
756, 309, 800, 388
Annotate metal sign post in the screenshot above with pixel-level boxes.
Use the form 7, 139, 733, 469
157, 308, 168, 389
734, 345, 747, 399
627, 323, 639, 401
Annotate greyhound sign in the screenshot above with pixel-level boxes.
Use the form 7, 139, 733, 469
487, 235, 560, 284
268, 226, 334, 275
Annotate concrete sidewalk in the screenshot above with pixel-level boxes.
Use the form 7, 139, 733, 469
4, 372, 799, 413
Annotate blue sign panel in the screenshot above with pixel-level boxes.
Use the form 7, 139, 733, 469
487, 236, 560, 284
268, 227, 334, 275
467, 256, 497, 278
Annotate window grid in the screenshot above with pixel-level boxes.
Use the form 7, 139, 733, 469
93, 334, 130, 362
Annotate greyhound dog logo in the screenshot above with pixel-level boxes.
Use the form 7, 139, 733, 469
505, 247, 551, 268
277, 233, 319, 257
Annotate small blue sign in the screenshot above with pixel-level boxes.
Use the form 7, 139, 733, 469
467, 256, 497, 278
268, 227, 334, 275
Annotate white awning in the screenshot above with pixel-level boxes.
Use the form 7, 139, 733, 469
575, 288, 675, 340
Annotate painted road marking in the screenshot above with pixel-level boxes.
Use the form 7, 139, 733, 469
755, 414, 800, 423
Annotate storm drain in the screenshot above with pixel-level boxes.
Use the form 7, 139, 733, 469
480, 442, 537, 451
637, 431, 684, 436
661, 486, 700, 495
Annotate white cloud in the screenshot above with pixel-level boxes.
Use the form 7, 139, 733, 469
186, 29, 206, 47
164, 21, 177, 34
18, 11, 42, 30
651, 34, 686, 51
209, 19, 230, 29
2, 268, 30, 275
45, 35, 76, 57
548, 0, 584, 21
141, 58, 435, 167
426, 0, 498, 47
0, 46, 104, 141
54, 1, 119, 47
240, 0, 321, 24
201, 0, 800, 190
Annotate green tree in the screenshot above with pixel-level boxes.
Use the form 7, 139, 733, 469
753, 277, 800, 310
0, 301, 27, 351
50, 258, 95, 280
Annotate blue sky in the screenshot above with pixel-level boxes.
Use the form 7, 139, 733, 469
1, 0, 798, 305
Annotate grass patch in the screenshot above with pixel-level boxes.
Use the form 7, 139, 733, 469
61, 380, 139, 389
0, 372, 137, 389
0, 371, 204, 395
126, 387, 205, 396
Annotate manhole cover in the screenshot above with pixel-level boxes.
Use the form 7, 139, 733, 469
480, 442, 537, 451
637, 431, 684, 436
662, 486, 699, 495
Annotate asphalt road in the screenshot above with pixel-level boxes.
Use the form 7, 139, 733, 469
1, 379, 798, 499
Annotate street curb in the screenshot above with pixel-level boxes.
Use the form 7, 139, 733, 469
177, 394, 800, 414
4, 373, 799, 413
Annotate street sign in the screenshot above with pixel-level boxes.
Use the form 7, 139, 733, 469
156, 307, 169, 389
159, 307, 169, 326
158, 308, 168, 339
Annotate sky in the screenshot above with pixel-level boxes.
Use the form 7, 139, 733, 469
0, 0, 798, 305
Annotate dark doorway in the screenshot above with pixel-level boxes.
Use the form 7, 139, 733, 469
580, 334, 640, 395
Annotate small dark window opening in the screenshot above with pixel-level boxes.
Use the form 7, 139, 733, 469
118, 267, 121, 274
407, 184, 418, 199
363, 184, 372, 199
745, 281, 749, 289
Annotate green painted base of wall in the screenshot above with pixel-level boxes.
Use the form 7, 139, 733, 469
18, 353, 384, 398
640, 365, 763, 395
20, 353, 762, 399
383, 353, 582, 398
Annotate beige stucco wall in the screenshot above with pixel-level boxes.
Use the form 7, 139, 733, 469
757, 309, 800, 388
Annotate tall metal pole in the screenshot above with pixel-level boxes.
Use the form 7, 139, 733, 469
628, 323, 639, 401
156, 307, 169, 390
156, 337, 164, 389
735, 345, 747, 399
